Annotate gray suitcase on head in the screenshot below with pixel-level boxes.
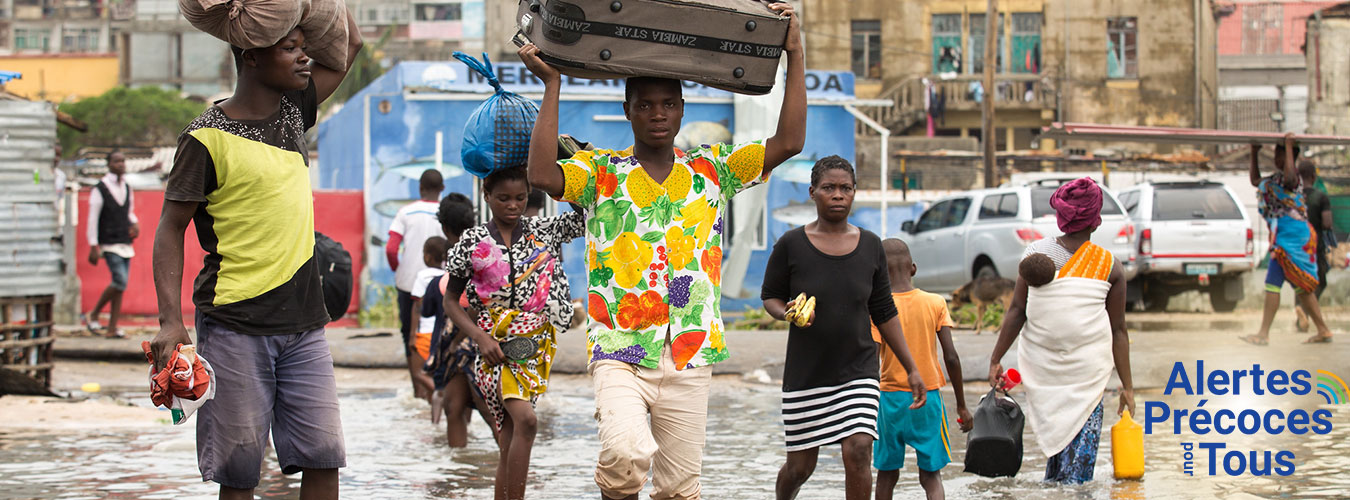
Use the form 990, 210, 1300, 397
514, 0, 789, 95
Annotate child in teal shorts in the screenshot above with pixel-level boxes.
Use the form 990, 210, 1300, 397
872, 239, 973, 500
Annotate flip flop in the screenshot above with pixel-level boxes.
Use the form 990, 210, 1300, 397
1303, 334, 1333, 344
1239, 335, 1269, 346
105, 329, 126, 339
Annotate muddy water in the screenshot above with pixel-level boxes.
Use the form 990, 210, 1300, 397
1, 377, 1348, 499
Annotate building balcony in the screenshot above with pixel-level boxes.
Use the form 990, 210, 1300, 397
860, 73, 1056, 135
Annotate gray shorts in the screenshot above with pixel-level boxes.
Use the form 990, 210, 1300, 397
195, 313, 346, 489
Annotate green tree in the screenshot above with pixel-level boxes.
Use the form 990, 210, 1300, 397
57, 86, 206, 154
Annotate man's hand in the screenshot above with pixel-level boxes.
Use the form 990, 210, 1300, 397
129, 223, 140, 240
988, 362, 1004, 388
1118, 389, 1136, 417
769, 2, 801, 54
149, 323, 193, 372
957, 406, 974, 433
87, 245, 100, 265
907, 373, 927, 409
518, 43, 560, 84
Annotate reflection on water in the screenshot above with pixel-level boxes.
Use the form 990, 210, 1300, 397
1, 377, 1348, 499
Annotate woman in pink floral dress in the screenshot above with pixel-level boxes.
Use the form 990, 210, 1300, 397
443, 166, 584, 499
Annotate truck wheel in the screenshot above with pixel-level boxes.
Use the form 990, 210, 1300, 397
1209, 290, 1239, 313
1143, 287, 1169, 312
975, 264, 998, 281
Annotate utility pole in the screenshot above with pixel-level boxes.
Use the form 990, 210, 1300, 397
981, 0, 998, 187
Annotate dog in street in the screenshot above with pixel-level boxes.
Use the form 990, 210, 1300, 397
950, 276, 1016, 335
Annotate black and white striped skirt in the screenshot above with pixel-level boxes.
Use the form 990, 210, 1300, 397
782, 378, 880, 452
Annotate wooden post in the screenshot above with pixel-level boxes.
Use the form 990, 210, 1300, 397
981, 0, 998, 187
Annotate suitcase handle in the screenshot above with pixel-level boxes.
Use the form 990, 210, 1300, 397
528, 0, 542, 13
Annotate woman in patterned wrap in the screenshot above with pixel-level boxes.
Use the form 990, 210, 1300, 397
443, 165, 584, 499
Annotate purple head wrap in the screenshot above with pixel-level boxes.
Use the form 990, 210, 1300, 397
1049, 177, 1103, 234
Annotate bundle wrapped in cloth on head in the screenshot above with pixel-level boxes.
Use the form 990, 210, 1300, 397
179, 0, 352, 71
1049, 177, 1103, 234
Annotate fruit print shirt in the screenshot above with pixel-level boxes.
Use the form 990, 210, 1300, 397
557, 141, 768, 370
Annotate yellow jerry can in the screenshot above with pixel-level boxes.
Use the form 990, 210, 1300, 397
1112, 409, 1145, 479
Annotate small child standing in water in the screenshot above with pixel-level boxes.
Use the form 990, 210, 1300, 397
872, 238, 972, 500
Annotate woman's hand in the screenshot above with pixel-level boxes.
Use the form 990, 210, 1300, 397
768, 2, 801, 54
988, 362, 1004, 388
473, 329, 505, 366
1118, 389, 1136, 417
783, 298, 815, 327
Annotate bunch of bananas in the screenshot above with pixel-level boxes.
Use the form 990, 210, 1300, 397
783, 293, 817, 328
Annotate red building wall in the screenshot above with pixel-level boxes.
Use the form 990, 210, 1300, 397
76, 189, 365, 323
1217, 1, 1340, 56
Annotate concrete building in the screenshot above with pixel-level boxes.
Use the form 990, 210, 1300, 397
118, 0, 232, 97
801, 0, 1219, 156
348, 0, 485, 62
1305, 3, 1350, 136
1214, 1, 1336, 135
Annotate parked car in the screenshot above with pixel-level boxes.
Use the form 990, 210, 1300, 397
1116, 181, 1255, 312
898, 179, 1138, 294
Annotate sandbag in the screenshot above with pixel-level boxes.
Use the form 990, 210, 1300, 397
299, 0, 351, 72
179, 0, 305, 49
455, 52, 540, 179
963, 388, 1025, 478
515, 0, 789, 95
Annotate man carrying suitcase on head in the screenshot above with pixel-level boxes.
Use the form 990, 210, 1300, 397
519, 3, 805, 498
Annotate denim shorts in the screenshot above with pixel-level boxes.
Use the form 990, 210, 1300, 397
103, 252, 129, 291
194, 313, 346, 489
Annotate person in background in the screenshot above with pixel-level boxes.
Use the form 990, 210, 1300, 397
426, 193, 489, 448
388, 169, 447, 399
409, 236, 448, 401
1295, 160, 1334, 332
84, 150, 137, 339
525, 188, 547, 218
150, 20, 362, 499
873, 238, 971, 500
1243, 137, 1334, 345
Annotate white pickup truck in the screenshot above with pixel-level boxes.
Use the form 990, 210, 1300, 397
899, 179, 1138, 294
1116, 181, 1255, 312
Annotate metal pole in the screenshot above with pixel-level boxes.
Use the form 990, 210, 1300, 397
900, 157, 908, 201
843, 104, 892, 238
435, 131, 443, 172
982, 0, 998, 188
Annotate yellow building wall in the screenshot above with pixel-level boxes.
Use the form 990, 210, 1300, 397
0, 55, 120, 102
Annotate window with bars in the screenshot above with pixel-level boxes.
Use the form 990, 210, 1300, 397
1241, 3, 1282, 55
1107, 17, 1138, 79
851, 20, 882, 79
61, 27, 100, 52
414, 2, 461, 21
969, 13, 1004, 74
14, 27, 50, 51
932, 14, 962, 73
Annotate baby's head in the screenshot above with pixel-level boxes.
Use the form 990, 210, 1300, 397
423, 236, 448, 269
1020, 253, 1056, 287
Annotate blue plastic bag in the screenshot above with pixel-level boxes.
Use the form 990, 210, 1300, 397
454, 51, 540, 179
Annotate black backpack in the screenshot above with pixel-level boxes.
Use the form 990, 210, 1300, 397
314, 231, 353, 321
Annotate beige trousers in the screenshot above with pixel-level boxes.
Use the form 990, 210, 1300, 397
590, 345, 712, 499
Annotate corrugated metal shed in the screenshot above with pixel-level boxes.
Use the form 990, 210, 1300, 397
0, 99, 61, 298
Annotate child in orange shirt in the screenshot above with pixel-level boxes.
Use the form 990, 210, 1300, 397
872, 239, 973, 500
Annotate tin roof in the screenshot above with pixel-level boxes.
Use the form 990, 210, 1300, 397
1039, 122, 1350, 146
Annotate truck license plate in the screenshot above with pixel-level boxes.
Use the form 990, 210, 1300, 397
1185, 264, 1219, 276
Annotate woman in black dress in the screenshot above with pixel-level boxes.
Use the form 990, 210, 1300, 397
761, 156, 926, 500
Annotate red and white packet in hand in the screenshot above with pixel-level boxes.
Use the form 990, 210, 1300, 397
142, 342, 217, 425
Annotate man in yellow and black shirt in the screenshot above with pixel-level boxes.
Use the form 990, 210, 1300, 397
151, 23, 361, 499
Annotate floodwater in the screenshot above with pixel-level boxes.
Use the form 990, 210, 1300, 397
2, 376, 1349, 499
